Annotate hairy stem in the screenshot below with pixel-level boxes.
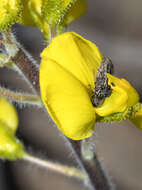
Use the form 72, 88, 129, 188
0, 32, 40, 94
70, 140, 110, 190
23, 153, 87, 180
0, 86, 42, 106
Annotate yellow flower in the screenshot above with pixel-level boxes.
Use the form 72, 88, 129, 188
0, 0, 22, 31
0, 97, 18, 135
40, 32, 102, 140
40, 32, 140, 140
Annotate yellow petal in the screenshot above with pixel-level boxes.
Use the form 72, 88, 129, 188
62, 0, 87, 25
40, 58, 96, 140
130, 105, 142, 130
0, 97, 18, 135
41, 32, 103, 91
95, 74, 139, 116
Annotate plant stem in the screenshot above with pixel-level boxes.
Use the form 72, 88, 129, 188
70, 140, 110, 190
0, 86, 42, 106
81, 135, 96, 161
0, 32, 40, 94
50, 26, 57, 39
11, 48, 40, 94
23, 153, 87, 180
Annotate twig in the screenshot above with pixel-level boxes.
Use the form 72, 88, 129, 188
23, 153, 87, 180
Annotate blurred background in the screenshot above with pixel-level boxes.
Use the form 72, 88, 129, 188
0, 0, 142, 189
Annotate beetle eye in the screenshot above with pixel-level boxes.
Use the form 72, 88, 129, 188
111, 82, 115, 87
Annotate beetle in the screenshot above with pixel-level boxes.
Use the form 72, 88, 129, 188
92, 57, 114, 107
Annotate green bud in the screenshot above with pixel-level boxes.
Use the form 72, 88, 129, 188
42, 0, 87, 33
42, 0, 63, 26
0, 97, 18, 135
20, 0, 51, 43
0, 0, 22, 31
0, 122, 25, 160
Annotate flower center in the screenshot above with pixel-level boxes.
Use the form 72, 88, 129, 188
91, 57, 113, 107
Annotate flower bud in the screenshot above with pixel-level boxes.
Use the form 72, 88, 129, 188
21, 0, 41, 26
60, 0, 87, 26
0, 97, 18, 135
42, 0, 87, 33
0, 0, 22, 31
0, 122, 24, 160
20, 0, 50, 42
